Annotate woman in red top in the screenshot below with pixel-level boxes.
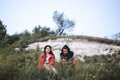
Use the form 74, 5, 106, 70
38, 45, 57, 73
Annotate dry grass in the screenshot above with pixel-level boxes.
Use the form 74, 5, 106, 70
31, 35, 120, 46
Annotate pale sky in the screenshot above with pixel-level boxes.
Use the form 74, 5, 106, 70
0, 0, 120, 38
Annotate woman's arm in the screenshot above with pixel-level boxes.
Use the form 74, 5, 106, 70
49, 55, 55, 65
38, 53, 44, 69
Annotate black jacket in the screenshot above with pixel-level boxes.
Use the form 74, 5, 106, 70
60, 45, 74, 60
60, 51, 74, 60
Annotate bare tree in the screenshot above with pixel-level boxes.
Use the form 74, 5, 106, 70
112, 32, 120, 40
53, 11, 75, 36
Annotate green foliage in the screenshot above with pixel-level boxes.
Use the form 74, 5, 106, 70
32, 25, 42, 39
0, 46, 120, 80
18, 38, 29, 51
17, 30, 31, 51
40, 27, 50, 37
0, 23, 56, 49
84, 52, 120, 80
0, 20, 7, 49
0, 20, 7, 41
19, 30, 31, 42
0, 34, 19, 48
32, 25, 55, 41
0, 32, 20, 49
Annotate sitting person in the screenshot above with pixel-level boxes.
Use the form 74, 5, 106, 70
38, 45, 57, 74
60, 45, 77, 69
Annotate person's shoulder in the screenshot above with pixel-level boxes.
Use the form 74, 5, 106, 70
60, 52, 63, 55
50, 54, 55, 58
70, 51, 74, 54
40, 53, 44, 57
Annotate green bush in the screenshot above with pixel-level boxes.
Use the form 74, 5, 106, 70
0, 47, 120, 80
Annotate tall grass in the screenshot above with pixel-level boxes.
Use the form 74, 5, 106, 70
0, 47, 120, 80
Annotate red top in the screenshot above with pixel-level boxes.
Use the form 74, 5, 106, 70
38, 53, 56, 69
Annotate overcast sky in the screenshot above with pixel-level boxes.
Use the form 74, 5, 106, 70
0, 0, 120, 38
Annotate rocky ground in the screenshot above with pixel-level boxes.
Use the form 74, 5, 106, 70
26, 38, 120, 62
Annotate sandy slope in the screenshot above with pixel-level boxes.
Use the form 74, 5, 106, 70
26, 38, 120, 62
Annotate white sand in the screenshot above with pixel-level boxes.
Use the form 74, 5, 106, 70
26, 38, 120, 62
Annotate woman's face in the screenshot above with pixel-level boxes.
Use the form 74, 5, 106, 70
45, 47, 51, 53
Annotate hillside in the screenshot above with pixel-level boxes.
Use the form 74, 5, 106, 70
26, 36, 120, 61
1, 36, 120, 80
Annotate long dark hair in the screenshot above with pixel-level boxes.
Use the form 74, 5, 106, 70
43, 45, 55, 61
44, 45, 54, 55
